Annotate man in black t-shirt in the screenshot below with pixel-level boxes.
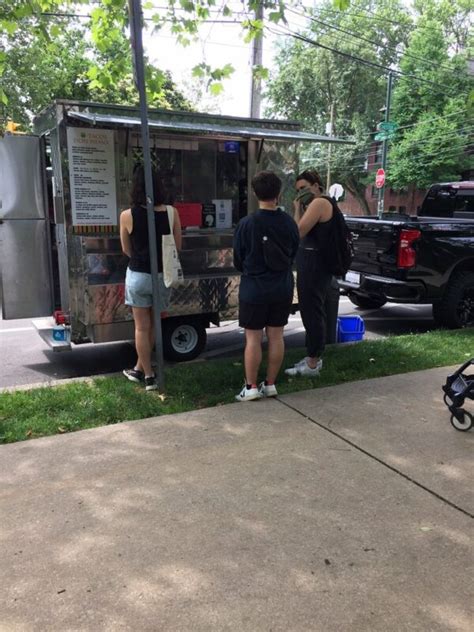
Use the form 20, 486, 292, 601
233, 171, 300, 401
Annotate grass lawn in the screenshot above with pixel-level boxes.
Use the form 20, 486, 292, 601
0, 329, 472, 444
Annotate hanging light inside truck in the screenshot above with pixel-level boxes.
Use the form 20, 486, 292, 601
397, 229, 421, 268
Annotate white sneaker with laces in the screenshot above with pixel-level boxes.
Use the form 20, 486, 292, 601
235, 385, 262, 402
258, 382, 278, 398
285, 358, 323, 377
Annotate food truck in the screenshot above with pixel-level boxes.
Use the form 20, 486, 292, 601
0, 100, 350, 361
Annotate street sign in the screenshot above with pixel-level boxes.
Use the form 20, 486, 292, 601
377, 121, 398, 133
375, 168, 385, 188
374, 132, 389, 141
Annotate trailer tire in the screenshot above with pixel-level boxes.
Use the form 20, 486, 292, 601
162, 318, 207, 362
432, 271, 474, 329
348, 293, 387, 310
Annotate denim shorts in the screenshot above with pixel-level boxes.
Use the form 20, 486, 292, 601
125, 268, 170, 310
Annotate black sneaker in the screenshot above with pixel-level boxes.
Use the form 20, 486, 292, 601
123, 368, 144, 383
144, 375, 158, 392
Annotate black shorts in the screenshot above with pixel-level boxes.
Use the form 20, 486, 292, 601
239, 300, 292, 330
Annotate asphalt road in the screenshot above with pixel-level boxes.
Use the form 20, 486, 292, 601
0, 297, 436, 389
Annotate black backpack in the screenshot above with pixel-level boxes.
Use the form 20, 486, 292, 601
253, 213, 292, 272
320, 195, 354, 277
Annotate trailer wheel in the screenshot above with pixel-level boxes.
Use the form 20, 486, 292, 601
432, 271, 474, 329
162, 318, 207, 362
450, 412, 473, 432
348, 293, 387, 310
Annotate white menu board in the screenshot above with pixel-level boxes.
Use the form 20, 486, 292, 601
67, 127, 117, 226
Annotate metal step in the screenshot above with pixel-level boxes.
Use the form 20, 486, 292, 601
32, 318, 71, 352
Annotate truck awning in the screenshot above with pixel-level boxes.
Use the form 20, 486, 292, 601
67, 111, 353, 144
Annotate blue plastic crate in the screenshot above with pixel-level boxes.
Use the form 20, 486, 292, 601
337, 315, 365, 343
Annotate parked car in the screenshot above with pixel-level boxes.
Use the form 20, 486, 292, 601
339, 181, 474, 328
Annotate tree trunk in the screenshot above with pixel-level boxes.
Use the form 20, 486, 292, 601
345, 176, 371, 215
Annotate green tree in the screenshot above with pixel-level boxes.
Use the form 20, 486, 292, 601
0, 17, 192, 128
265, 0, 412, 213
0, 1, 352, 109
389, 0, 472, 189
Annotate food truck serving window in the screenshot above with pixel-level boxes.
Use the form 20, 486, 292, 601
66, 109, 353, 231
130, 134, 247, 229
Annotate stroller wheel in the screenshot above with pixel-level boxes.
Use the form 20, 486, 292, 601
450, 412, 473, 432
443, 393, 452, 407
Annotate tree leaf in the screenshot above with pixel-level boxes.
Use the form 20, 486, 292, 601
333, 0, 351, 9
209, 82, 224, 96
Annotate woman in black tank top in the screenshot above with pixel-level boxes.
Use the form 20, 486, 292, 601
119, 166, 182, 390
285, 169, 334, 378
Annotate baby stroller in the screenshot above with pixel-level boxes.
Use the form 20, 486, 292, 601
442, 359, 474, 431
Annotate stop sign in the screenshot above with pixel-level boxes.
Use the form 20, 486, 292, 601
375, 168, 385, 188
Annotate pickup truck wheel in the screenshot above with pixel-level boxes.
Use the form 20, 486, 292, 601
162, 318, 207, 362
433, 272, 474, 329
348, 293, 387, 310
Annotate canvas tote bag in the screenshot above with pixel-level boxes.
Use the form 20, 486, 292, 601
162, 205, 184, 288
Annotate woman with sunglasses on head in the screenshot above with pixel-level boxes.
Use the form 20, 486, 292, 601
120, 165, 182, 391
285, 169, 334, 377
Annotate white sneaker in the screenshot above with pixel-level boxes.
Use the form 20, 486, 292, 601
296, 357, 310, 368
235, 385, 262, 402
289, 356, 316, 370
258, 382, 278, 398
285, 358, 323, 377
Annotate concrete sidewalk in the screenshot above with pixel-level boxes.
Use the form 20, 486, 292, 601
0, 367, 472, 631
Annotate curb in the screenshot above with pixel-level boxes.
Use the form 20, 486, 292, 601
0, 372, 121, 394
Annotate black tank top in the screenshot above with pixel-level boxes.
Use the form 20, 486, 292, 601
301, 195, 335, 250
129, 205, 171, 274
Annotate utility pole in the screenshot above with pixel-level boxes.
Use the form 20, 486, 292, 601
250, 2, 263, 118
326, 101, 335, 191
377, 71, 393, 218
128, 0, 165, 390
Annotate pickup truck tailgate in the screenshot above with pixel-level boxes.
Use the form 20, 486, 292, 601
347, 218, 403, 277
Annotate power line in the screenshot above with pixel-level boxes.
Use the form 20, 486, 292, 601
387, 128, 473, 149
302, 133, 473, 171
309, 5, 441, 35
38, 11, 240, 24
384, 142, 473, 165
287, 7, 456, 75
266, 23, 438, 89
266, 23, 460, 97
391, 141, 473, 158
367, 108, 469, 135
266, 23, 399, 73
304, 130, 470, 167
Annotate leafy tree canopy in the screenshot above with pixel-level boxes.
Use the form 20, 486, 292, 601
0, 3, 194, 127
266, 0, 472, 205
388, 0, 472, 188
265, 0, 412, 212
1, 0, 348, 110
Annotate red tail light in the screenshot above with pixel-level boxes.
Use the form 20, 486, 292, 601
397, 229, 421, 268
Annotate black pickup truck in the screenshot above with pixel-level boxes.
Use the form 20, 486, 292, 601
339, 181, 474, 329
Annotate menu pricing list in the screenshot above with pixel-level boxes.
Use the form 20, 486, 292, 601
66, 128, 117, 226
